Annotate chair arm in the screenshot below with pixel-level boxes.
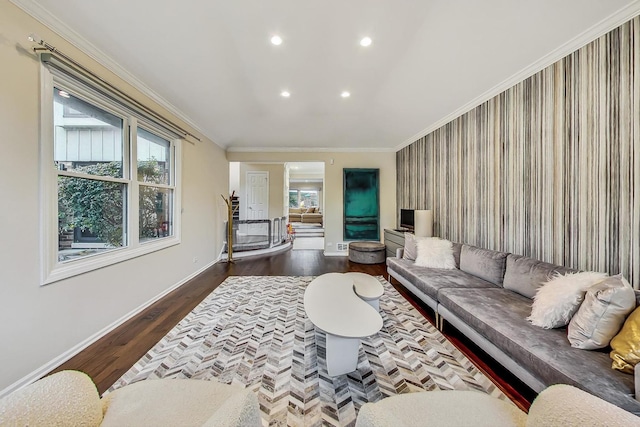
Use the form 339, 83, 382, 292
395, 248, 404, 258
527, 384, 639, 426
0, 371, 103, 426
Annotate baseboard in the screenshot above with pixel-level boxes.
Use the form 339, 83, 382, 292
323, 251, 348, 257
0, 259, 218, 398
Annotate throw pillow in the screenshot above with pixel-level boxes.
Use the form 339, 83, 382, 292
527, 271, 608, 329
568, 275, 637, 350
414, 238, 456, 269
402, 233, 417, 261
610, 306, 640, 374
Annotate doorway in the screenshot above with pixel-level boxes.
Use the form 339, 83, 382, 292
287, 162, 325, 250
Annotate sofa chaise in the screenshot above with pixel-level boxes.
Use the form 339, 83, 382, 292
387, 242, 640, 416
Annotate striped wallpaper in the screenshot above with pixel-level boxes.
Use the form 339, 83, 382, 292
397, 16, 640, 289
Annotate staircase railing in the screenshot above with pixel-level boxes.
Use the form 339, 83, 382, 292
223, 216, 287, 253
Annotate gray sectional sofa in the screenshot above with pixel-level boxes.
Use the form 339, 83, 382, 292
387, 243, 640, 415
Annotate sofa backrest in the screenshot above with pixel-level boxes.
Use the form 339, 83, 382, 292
459, 245, 509, 286
503, 254, 577, 299
452, 242, 462, 269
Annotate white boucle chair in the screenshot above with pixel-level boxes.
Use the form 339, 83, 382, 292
355, 384, 640, 427
0, 370, 262, 427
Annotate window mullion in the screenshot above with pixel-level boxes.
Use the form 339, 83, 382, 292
129, 120, 140, 248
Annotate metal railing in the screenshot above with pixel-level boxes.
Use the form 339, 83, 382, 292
223, 216, 288, 253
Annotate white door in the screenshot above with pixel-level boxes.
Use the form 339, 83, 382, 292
246, 171, 269, 221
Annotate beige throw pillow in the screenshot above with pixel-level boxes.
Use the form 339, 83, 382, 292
402, 233, 417, 261
414, 238, 456, 269
567, 275, 636, 350
527, 271, 608, 329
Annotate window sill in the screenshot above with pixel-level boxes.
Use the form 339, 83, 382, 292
42, 237, 180, 286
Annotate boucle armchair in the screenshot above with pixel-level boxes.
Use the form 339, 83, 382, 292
355, 384, 640, 427
0, 370, 261, 427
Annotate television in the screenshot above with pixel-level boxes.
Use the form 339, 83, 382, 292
400, 209, 414, 231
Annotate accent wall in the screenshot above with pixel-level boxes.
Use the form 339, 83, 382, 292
397, 16, 640, 289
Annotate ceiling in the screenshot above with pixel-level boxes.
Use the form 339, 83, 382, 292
19, 0, 639, 151
288, 162, 324, 183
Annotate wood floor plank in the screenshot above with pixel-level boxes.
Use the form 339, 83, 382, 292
49, 248, 532, 410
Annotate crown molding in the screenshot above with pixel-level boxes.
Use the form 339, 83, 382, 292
9, 0, 218, 147
395, 0, 640, 152
226, 146, 395, 153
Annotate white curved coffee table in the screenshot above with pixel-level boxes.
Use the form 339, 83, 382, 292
345, 272, 385, 311
304, 272, 383, 376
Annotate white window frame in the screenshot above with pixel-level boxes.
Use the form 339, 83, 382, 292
40, 66, 182, 285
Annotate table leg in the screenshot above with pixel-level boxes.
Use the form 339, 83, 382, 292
325, 334, 360, 376
365, 299, 380, 311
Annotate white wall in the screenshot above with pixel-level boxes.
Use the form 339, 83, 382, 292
0, 2, 228, 393
228, 152, 395, 254
229, 162, 240, 194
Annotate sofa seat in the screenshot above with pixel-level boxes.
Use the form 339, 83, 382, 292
437, 287, 640, 415
301, 213, 323, 224
288, 208, 322, 224
387, 257, 498, 303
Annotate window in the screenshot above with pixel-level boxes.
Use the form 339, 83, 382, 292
288, 190, 299, 208
42, 70, 181, 285
300, 190, 319, 208
137, 127, 174, 242
55, 88, 127, 260
288, 189, 319, 208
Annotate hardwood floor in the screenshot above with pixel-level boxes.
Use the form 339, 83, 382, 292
51, 248, 534, 410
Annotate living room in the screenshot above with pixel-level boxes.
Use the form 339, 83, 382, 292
2, 0, 640, 425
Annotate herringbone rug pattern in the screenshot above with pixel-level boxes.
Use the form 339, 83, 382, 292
108, 276, 507, 426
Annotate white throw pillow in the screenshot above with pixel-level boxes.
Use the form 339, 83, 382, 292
527, 271, 608, 329
414, 238, 456, 269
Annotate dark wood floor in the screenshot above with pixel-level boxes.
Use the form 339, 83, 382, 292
51, 247, 534, 410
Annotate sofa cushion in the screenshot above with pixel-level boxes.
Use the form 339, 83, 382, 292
459, 245, 509, 286
503, 254, 577, 299
102, 379, 258, 427
386, 257, 498, 302
437, 287, 640, 415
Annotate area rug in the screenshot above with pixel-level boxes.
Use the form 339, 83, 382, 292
108, 276, 508, 426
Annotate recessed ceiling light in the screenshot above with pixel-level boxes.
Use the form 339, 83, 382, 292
341, 91, 350, 98
281, 91, 291, 98
271, 35, 283, 45
360, 37, 372, 47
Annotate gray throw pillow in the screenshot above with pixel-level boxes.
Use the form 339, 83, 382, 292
568, 275, 637, 350
403, 233, 417, 261
503, 254, 575, 299
459, 245, 509, 286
